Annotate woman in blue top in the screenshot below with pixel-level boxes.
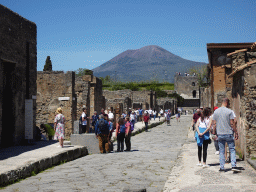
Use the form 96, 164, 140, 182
195, 107, 212, 168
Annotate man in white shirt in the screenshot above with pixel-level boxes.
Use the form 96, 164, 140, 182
108, 111, 114, 120
148, 108, 153, 120
81, 108, 88, 133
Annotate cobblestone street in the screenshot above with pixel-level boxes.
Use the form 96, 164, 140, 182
1, 115, 191, 192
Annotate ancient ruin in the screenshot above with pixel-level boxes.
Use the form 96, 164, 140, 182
0, 5, 37, 147
201, 42, 256, 159
174, 75, 200, 110
36, 72, 104, 137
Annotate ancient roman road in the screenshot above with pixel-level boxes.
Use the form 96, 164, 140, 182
2, 115, 192, 192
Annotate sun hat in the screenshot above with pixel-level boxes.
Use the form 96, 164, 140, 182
56, 107, 62, 114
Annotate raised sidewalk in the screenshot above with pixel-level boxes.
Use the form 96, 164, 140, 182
163, 128, 256, 192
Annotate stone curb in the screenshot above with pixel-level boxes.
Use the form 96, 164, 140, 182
0, 146, 88, 187
247, 159, 256, 170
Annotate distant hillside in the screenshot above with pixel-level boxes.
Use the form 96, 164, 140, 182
92, 45, 207, 83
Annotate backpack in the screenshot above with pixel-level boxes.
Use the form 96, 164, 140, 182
98, 119, 107, 131
120, 124, 126, 133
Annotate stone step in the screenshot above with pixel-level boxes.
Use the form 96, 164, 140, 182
64, 141, 71, 145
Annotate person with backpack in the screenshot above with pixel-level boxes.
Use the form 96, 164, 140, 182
115, 118, 126, 152
95, 114, 110, 153
124, 116, 131, 151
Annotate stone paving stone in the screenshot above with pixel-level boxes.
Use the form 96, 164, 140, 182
1, 115, 191, 191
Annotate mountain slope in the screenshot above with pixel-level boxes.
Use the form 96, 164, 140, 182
92, 45, 206, 83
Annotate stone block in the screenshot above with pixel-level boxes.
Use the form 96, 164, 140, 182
73, 120, 81, 134
70, 134, 100, 154
248, 65, 256, 88
73, 148, 81, 159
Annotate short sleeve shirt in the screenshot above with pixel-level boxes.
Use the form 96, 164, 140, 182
212, 107, 234, 135
82, 112, 87, 126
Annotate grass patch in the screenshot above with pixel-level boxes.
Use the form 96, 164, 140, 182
251, 156, 256, 160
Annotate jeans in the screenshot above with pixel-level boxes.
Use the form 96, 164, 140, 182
218, 134, 236, 169
117, 133, 125, 152
214, 140, 219, 151
125, 132, 131, 151
145, 122, 148, 131
153, 115, 156, 120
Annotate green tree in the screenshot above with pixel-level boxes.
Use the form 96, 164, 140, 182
189, 65, 208, 87
43, 56, 52, 71
76, 68, 93, 77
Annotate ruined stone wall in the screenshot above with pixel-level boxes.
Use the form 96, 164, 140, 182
230, 51, 256, 159
75, 74, 104, 118
174, 75, 199, 99
200, 87, 211, 108
157, 98, 176, 114
37, 71, 76, 138
103, 89, 156, 111
75, 75, 90, 118
0, 5, 37, 147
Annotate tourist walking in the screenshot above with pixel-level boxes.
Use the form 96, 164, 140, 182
192, 109, 201, 131
116, 118, 126, 152
91, 111, 99, 133
139, 108, 143, 123
153, 109, 157, 121
211, 98, 240, 172
81, 108, 89, 133
195, 107, 212, 168
143, 112, 150, 132
54, 107, 65, 148
130, 111, 136, 130
210, 107, 219, 155
95, 114, 110, 153
125, 116, 131, 151
148, 108, 153, 120
166, 110, 171, 125
158, 111, 161, 121
176, 108, 181, 123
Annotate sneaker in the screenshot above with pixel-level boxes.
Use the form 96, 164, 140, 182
215, 151, 219, 155
57, 145, 61, 148
219, 168, 225, 172
196, 163, 202, 166
232, 167, 241, 172
203, 164, 210, 168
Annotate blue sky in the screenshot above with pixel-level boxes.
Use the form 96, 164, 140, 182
1, 0, 255, 72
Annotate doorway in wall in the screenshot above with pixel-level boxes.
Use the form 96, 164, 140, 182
1, 61, 16, 147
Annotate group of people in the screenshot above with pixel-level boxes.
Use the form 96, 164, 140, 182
192, 98, 241, 172
52, 106, 179, 153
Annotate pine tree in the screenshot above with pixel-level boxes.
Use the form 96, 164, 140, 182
43, 56, 52, 71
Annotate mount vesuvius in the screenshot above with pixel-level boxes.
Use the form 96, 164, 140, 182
92, 45, 207, 83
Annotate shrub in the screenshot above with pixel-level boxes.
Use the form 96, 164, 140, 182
44, 124, 55, 136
